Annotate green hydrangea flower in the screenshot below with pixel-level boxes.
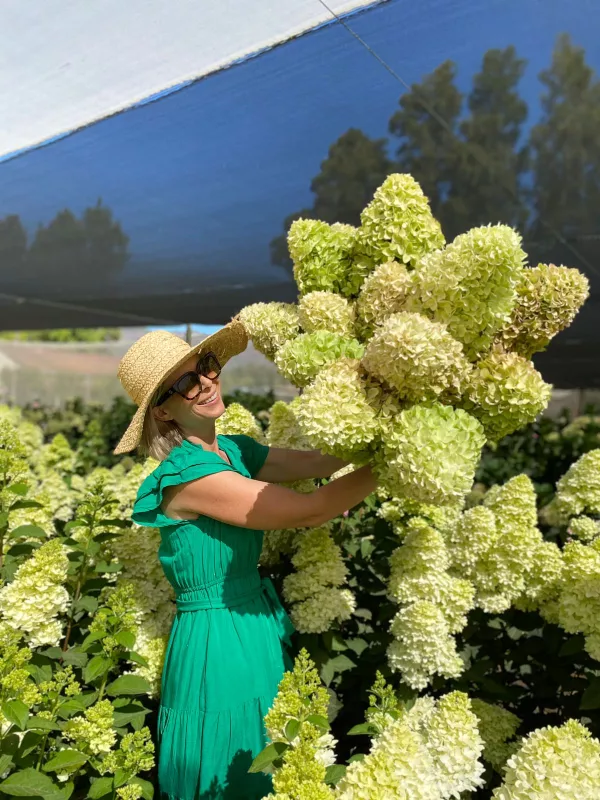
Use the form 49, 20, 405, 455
499, 263, 589, 358
569, 515, 600, 542
471, 699, 521, 773
355, 260, 412, 339
215, 402, 265, 442
295, 358, 379, 459
375, 403, 485, 506
548, 450, 600, 522
362, 312, 469, 403
406, 224, 525, 359
266, 398, 312, 450
359, 173, 445, 268
288, 218, 357, 296
238, 302, 300, 360
274, 331, 364, 388
297, 291, 356, 337
463, 351, 551, 441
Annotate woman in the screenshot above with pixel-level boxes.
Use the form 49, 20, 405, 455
114, 318, 376, 800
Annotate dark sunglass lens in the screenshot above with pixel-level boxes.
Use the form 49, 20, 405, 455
177, 372, 201, 399
202, 354, 221, 379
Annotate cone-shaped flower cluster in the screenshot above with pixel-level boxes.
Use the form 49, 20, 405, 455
240, 173, 584, 509
215, 402, 266, 442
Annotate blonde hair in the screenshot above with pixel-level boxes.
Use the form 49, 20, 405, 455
139, 385, 184, 461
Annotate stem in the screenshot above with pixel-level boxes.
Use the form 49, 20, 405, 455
62, 512, 96, 653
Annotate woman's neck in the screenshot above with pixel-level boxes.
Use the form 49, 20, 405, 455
182, 425, 219, 454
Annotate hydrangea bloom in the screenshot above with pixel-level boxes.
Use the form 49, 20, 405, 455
463, 351, 551, 442
0, 537, 70, 647
556, 540, 600, 639
290, 587, 356, 634
362, 312, 469, 402
335, 715, 439, 800
239, 302, 300, 360
283, 526, 349, 606
355, 260, 412, 339
547, 450, 600, 523
471, 699, 521, 772
407, 224, 524, 359
499, 263, 590, 358
358, 173, 445, 269
298, 291, 356, 338
375, 404, 485, 506
267, 399, 312, 451
288, 218, 357, 296
215, 402, 265, 442
415, 692, 485, 798
569, 515, 600, 542
493, 719, 600, 800
274, 331, 364, 388
295, 359, 379, 460
63, 699, 117, 755
388, 601, 464, 689
443, 506, 499, 579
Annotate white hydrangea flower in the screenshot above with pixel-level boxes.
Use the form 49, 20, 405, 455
388, 602, 464, 690
291, 587, 356, 634
0, 538, 70, 647
215, 402, 265, 442
239, 301, 300, 360
493, 719, 600, 800
355, 260, 412, 338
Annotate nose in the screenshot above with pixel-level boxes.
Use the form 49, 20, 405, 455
199, 374, 214, 389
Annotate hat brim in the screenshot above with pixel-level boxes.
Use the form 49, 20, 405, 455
113, 319, 248, 455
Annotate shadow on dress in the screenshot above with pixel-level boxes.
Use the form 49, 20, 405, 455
197, 748, 273, 800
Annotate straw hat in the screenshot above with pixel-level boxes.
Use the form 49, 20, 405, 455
114, 318, 248, 454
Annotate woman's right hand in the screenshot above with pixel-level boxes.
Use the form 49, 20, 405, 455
161, 464, 377, 530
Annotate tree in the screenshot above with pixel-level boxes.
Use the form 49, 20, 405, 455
389, 60, 463, 228
529, 34, 600, 268
449, 46, 529, 237
270, 129, 391, 270
27, 200, 129, 288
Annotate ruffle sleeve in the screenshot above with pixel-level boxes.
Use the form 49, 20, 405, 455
223, 434, 270, 479
131, 447, 236, 528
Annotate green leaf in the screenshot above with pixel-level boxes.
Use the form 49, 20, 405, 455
112, 709, 148, 729
113, 769, 130, 789
347, 753, 365, 764
284, 719, 300, 741
0, 733, 19, 757
94, 560, 123, 573
43, 749, 88, 772
0, 754, 14, 774
559, 634, 585, 657
74, 596, 98, 614
84, 655, 112, 683
64, 520, 87, 532
126, 651, 150, 668
0, 766, 60, 797
248, 742, 287, 774
348, 722, 378, 736
581, 678, 600, 710
115, 630, 136, 650
1, 700, 29, 731
8, 525, 47, 540
7, 482, 29, 496
88, 776, 115, 799
61, 648, 88, 668
26, 717, 61, 732
99, 519, 130, 529
10, 499, 43, 511
56, 697, 87, 720
324, 764, 346, 785
18, 731, 45, 758
81, 630, 107, 651
106, 675, 152, 696
307, 714, 329, 731
0, 511, 8, 529
128, 777, 154, 800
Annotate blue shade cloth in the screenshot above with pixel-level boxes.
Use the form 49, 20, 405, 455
0, 0, 598, 386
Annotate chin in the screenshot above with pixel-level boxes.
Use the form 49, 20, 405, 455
193, 394, 225, 418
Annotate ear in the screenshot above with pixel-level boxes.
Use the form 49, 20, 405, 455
152, 405, 175, 423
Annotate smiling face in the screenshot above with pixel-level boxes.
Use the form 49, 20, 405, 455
151, 354, 226, 435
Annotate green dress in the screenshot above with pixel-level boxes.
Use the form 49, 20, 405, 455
131, 435, 295, 800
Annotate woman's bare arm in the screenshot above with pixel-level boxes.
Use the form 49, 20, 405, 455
162, 465, 376, 530
255, 448, 348, 483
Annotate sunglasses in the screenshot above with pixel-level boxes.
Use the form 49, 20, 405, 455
154, 352, 222, 407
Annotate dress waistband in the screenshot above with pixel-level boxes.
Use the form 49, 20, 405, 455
175, 575, 295, 647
